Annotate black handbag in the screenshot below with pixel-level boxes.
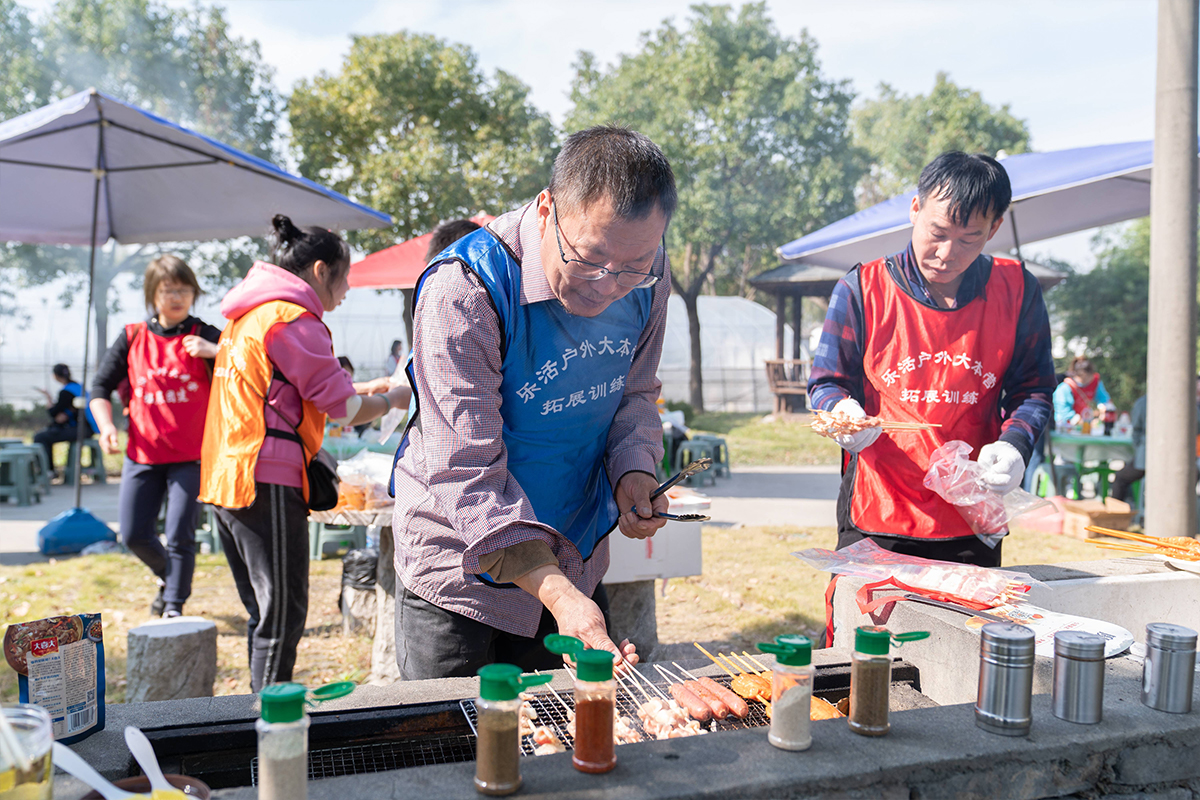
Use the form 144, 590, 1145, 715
257, 371, 341, 512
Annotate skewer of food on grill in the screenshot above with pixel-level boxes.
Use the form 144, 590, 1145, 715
809, 408, 941, 438
617, 666, 707, 739
1085, 525, 1200, 560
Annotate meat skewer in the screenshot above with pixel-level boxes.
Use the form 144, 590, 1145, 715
693, 643, 764, 717
809, 409, 941, 438
661, 664, 731, 720
652, 664, 715, 721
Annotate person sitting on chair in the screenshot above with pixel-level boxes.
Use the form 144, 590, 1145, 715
33, 364, 96, 480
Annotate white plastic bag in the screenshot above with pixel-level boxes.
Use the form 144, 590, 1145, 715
923, 440, 1052, 549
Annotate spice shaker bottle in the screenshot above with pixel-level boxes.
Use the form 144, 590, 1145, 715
257, 681, 353, 800
848, 626, 929, 737
975, 622, 1035, 736
474, 664, 553, 796
1142, 623, 1197, 713
1052, 631, 1105, 724
758, 634, 814, 751
545, 634, 618, 774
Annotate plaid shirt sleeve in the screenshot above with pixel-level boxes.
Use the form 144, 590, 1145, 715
407, 263, 571, 575
604, 253, 670, 482
997, 270, 1055, 464
807, 270, 865, 411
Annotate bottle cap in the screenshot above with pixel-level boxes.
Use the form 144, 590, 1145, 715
575, 649, 615, 683
543, 634, 585, 659
1146, 623, 1198, 651
477, 664, 554, 701
854, 626, 929, 656
1054, 631, 1105, 660
756, 634, 812, 667
260, 683, 307, 723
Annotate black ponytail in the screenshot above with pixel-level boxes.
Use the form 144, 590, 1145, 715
270, 214, 351, 279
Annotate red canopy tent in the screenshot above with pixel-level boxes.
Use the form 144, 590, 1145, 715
348, 214, 496, 289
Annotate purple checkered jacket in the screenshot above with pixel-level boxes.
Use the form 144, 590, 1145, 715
391, 199, 670, 637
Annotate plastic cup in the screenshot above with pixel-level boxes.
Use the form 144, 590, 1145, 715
0, 704, 53, 800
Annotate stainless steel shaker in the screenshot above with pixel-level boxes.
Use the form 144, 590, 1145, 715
976, 622, 1035, 736
1052, 631, 1105, 724
1142, 623, 1197, 714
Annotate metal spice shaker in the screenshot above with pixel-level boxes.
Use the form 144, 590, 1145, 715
1142, 623, 1197, 714
1052, 631, 1105, 724
975, 622, 1035, 736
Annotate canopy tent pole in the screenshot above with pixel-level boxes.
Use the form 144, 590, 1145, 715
73, 112, 105, 507
1145, 0, 1199, 540
1008, 209, 1023, 261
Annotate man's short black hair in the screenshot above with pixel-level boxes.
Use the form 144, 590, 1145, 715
549, 125, 677, 222
425, 219, 482, 263
916, 151, 1012, 227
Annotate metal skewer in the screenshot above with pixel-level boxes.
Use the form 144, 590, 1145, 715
621, 659, 673, 702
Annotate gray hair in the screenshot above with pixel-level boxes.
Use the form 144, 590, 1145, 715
549, 126, 677, 222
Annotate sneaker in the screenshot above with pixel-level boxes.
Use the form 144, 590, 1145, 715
163, 610, 182, 619
150, 586, 166, 617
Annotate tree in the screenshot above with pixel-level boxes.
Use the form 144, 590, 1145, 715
567, 3, 863, 410
0, 0, 50, 118
1048, 221, 1150, 411
0, 0, 282, 359
289, 31, 556, 254
853, 72, 1030, 207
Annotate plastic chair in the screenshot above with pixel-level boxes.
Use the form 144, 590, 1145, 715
674, 440, 718, 487
309, 522, 367, 560
65, 439, 107, 484
687, 434, 730, 478
0, 449, 41, 506
0, 443, 51, 495
193, 504, 222, 555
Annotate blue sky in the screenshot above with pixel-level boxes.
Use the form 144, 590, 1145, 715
18, 0, 1163, 266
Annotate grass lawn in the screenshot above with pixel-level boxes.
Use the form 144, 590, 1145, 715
688, 411, 840, 467
0, 524, 1121, 703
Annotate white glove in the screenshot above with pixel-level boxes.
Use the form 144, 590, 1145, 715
977, 440, 1025, 495
831, 398, 882, 454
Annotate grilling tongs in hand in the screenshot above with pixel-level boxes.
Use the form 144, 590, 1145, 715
650, 458, 712, 522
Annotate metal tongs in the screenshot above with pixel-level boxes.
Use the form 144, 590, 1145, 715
650, 458, 712, 522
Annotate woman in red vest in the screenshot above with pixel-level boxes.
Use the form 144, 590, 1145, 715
90, 256, 220, 617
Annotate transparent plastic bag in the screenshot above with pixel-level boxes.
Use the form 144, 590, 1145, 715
793, 538, 1040, 608
922, 440, 1052, 549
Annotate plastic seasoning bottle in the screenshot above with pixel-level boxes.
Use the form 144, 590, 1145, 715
474, 664, 552, 796
848, 626, 929, 737
257, 682, 353, 800
544, 634, 617, 774
757, 634, 814, 751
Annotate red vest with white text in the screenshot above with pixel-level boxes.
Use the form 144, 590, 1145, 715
125, 322, 212, 464
851, 256, 1024, 540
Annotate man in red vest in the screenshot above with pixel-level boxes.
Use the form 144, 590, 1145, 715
809, 152, 1055, 567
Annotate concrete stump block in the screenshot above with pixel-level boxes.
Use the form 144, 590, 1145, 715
604, 580, 658, 656
368, 527, 400, 685
125, 616, 217, 702
341, 587, 376, 635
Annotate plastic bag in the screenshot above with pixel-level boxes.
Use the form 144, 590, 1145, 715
793, 538, 1040, 609
923, 440, 1052, 548
341, 548, 379, 590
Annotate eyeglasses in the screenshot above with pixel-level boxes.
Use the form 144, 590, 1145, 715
552, 205, 660, 289
156, 286, 194, 299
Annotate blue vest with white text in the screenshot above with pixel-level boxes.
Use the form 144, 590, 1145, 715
395, 227, 654, 570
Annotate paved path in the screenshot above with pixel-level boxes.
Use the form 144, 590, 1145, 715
0, 480, 119, 565
703, 464, 839, 529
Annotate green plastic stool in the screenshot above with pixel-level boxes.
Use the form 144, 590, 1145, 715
674, 440, 718, 487
309, 522, 367, 560
1, 444, 51, 495
688, 434, 730, 478
193, 504, 222, 555
0, 449, 41, 506
65, 438, 107, 484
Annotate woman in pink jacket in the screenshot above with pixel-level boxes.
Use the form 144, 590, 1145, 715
200, 215, 409, 691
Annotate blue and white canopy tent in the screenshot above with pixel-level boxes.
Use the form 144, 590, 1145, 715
753, 140, 1198, 413
0, 89, 390, 544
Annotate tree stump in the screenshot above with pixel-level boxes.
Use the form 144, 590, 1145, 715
604, 580, 659, 658
125, 617, 217, 702
368, 526, 400, 685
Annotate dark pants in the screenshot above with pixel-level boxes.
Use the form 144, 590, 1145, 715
1111, 464, 1145, 504
215, 483, 310, 693
394, 577, 612, 680
119, 458, 200, 612
32, 424, 78, 471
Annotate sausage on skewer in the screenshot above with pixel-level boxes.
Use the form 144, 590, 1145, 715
697, 676, 750, 719
667, 682, 712, 722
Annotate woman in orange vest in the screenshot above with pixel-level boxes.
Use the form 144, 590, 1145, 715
200, 215, 410, 691
89, 255, 219, 618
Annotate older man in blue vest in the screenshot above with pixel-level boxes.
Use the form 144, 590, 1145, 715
391, 126, 676, 678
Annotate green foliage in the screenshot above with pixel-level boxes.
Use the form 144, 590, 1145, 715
566, 3, 863, 408
1048, 221, 1150, 410
852, 72, 1030, 206
0, 0, 50, 117
0, 403, 43, 432
288, 31, 556, 253
664, 400, 695, 425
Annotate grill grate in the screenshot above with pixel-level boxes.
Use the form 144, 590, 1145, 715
250, 733, 478, 785
461, 673, 773, 756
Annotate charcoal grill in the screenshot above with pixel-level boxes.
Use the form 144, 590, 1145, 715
136, 660, 921, 789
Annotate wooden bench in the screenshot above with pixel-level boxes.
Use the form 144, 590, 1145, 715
765, 358, 809, 414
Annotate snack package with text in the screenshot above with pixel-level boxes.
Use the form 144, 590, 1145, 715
4, 613, 105, 743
